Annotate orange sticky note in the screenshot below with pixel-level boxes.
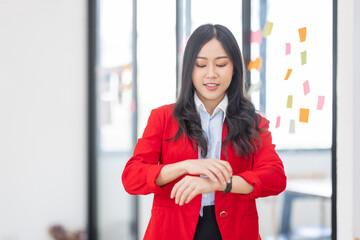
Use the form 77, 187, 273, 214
299, 108, 310, 123
248, 57, 262, 71
275, 116, 281, 128
298, 27, 307, 42
284, 69, 292, 80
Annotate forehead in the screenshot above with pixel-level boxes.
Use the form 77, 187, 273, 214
198, 38, 228, 58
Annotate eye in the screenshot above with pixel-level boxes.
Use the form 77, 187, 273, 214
217, 64, 227, 67
195, 64, 206, 68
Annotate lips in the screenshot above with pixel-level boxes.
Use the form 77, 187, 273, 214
204, 83, 219, 90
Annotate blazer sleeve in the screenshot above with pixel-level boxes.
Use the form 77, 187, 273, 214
122, 108, 166, 195
238, 116, 287, 199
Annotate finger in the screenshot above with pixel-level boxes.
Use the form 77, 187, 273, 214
203, 170, 219, 183
185, 190, 198, 204
175, 182, 188, 204
200, 160, 225, 183
178, 185, 193, 206
210, 159, 232, 182
208, 165, 227, 184
171, 181, 180, 199
218, 160, 233, 175
212, 161, 232, 183
171, 177, 187, 199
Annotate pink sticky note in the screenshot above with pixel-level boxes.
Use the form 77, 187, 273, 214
285, 43, 291, 55
303, 80, 310, 95
275, 116, 281, 128
131, 99, 136, 113
317, 96, 325, 110
251, 29, 262, 44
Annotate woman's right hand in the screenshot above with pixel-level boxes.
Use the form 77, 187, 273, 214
181, 159, 233, 184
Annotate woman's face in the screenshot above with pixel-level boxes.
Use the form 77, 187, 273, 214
192, 38, 234, 112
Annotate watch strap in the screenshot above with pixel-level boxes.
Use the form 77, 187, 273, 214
221, 176, 232, 193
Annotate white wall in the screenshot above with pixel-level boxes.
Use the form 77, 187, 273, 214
136, 0, 176, 238
354, 0, 360, 237
0, 1, 87, 240
337, 0, 360, 239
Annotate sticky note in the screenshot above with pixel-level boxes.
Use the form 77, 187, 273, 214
248, 57, 262, 71
299, 108, 310, 123
301, 51, 307, 65
289, 119, 295, 133
131, 99, 136, 113
317, 96, 325, 110
284, 69, 292, 80
303, 80, 310, 95
287, 95, 293, 108
275, 116, 281, 128
298, 27, 307, 42
285, 43, 291, 55
251, 29, 262, 44
263, 21, 273, 37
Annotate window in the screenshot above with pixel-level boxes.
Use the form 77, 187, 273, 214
94, 0, 135, 239
250, 1, 334, 239
88, 1, 336, 239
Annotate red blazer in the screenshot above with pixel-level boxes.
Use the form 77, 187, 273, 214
122, 104, 286, 240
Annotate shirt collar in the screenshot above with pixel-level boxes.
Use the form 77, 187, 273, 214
194, 92, 228, 121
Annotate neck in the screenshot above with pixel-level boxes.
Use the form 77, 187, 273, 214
201, 96, 225, 116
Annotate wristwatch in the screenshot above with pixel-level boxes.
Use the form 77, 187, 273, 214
221, 176, 232, 193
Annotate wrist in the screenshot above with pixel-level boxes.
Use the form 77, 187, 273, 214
221, 176, 233, 193
214, 179, 227, 192
177, 161, 188, 176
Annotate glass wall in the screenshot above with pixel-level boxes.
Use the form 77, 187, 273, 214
95, 0, 135, 239
191, 0, 243, 45
91, 1, 334, 239
136, 0, 177, 237
94, 1, 176, 240
250, 0, 333, 239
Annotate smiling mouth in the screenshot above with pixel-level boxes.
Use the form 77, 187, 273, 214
204, 83, 219, 87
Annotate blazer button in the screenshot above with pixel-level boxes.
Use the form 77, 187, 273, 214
220, 211, 228, 218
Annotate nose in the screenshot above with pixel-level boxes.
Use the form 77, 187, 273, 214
206, 64, 217, 78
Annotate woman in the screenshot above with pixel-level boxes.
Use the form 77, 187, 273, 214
122, 24, 286, 240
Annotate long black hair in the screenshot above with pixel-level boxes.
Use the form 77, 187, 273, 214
170, 24, 263, 158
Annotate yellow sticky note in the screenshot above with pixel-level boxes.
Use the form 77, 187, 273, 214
263, 21, 273, 37
287, 95, 293, 108
299, 108, 310, 123
284, 69, 292, 80
301, 51, 307, 65
298, 27, 307, 42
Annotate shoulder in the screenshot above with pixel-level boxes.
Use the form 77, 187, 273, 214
151, 103, 175, 115
152, 103, 175, 112
256, 111, 270, 130
148, 103, 176, 121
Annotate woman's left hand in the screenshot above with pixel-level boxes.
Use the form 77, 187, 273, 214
170, 176, 226, 206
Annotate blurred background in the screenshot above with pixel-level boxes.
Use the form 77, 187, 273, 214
0, 0, 359, 240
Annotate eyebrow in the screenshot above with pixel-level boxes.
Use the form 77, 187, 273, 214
196, 56, 229, 60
